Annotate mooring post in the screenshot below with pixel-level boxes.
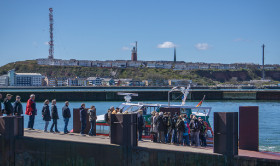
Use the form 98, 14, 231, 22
213, 112, 238, 157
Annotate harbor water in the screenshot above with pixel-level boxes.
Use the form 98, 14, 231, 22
16, 100, 280, 152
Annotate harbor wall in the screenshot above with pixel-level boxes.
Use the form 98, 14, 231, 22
0, 90, 280, 101
1, 136, 280, 166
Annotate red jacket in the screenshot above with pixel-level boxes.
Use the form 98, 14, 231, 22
25, 99, 36, 115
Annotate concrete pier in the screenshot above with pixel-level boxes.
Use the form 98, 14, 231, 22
1, 129, 279, 166
0, 89, 280, 101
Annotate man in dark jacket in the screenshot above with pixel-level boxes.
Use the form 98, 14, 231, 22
42, 100, 51, 132
13, 96, 23, 116
162, 112, 169, 143
88, 105, 97, 136
189, 115, 201, 146
50, 99, 59, 133
156, 112, 165, 143
198, 117, 207, 147
171, 113, 178, 144
176, 115, 185, 145
4, 94, 13, 116
137, 110, 145, 141
62, 101, 71, 134
80, 103, 87, 135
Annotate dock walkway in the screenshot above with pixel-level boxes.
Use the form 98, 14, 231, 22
24, 129, 280, 161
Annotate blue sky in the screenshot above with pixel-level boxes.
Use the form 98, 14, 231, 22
0, 0, 279, 66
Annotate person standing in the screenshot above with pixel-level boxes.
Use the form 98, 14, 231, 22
25, 94, 37, 130
151, 112, 158, 142
156, 112, 165, 143
42, 100, 51, 132
4, 94, 13, 116
80, 103, 87, 136
171, 113, 178, 144
162, 112, 169, 143
137, 110, 145, 141
176, 115, 185, 145
189, 115, 201, 146
13, 95, 23, 116
166, 112, 172, 143
88, 105, 97, 136
183, 118, 190, 146
50, 99, 59, 133
62, 101, 71, 134
198, 117, 207, 147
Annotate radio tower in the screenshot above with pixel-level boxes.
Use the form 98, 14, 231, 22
48, 8, 54, 59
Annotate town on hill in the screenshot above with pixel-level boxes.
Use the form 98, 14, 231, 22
0, 60, 279, 88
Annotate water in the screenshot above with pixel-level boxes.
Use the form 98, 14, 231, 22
16, 100, 280, 152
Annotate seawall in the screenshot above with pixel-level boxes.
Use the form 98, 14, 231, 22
0, 88, 280, 101
1, 135, 280, 166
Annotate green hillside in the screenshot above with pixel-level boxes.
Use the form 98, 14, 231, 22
0, 60, 279, 85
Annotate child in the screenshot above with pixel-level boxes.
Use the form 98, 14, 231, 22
183, 118, 190, 146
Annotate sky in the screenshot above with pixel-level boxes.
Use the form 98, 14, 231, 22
0, 0, 279, 66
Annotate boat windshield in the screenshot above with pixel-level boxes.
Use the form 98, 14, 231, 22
120, 105, 142, 113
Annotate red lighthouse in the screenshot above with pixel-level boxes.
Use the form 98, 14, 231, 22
131, 41, 137, 61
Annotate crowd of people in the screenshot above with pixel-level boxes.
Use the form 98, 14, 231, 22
0, 93, 97, 136
150, 111, 209, 147
0, 93, 209, 146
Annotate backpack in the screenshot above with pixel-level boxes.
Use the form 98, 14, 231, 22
200, 121, 206, 133
171, 117, 177, 128
194, 120, 201, 131
104, 113, 109, 122
163, 116, 168, 126
176, 120, 184, 131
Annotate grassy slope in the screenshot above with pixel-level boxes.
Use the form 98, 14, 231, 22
0, 60, 278, 85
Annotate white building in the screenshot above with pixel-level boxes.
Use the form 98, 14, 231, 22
146, 61, 156, 68
0, 75, 9, 86
7, 69, 43, 86
78, 60, 91, 67
87, 77, 103, 86
173, 63, 186, 70
91, 61, 103, 67
112, 61, 127, 68
127, 61, 144, 68
101, 61, 113, 68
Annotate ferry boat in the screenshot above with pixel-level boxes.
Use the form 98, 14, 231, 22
95, 86, 214, 141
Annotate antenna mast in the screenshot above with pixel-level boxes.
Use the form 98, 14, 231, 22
48, 8, 54, 59
262, 44, 265, 80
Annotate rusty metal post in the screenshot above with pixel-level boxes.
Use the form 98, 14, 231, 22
111, 114, 137, 147
0, 116, 16, 165
239, 106, 259, 151
214, 112, 238, 156
73, 108, 96, 134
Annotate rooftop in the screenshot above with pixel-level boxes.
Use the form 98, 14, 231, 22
16, 73, 42, 76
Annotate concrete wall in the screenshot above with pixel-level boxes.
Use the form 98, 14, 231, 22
1, 136, 280, 166
223, 92, 256, 100
0, 91, 279, 102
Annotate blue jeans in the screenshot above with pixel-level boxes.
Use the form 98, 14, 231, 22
44, 121, 49, 132
177, 131, 184, 144
50, 119, 58, 132
171, 129, 177, 143
88, 121, 96, 136
138, 128, 143, 140
64, 118, 69, 133
28, 114, 35, 129
200, 134, 207, 146
81, 120, 86, 134
183, 135, 190, 146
